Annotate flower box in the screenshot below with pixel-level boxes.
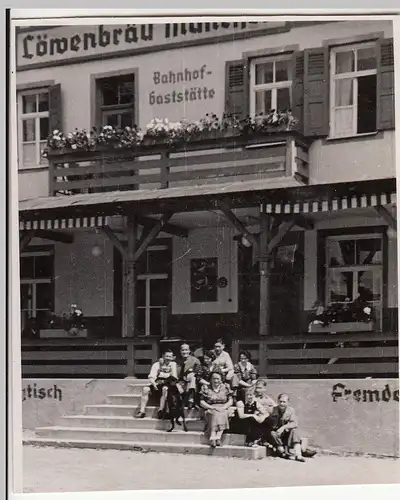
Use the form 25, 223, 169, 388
40, 328, 88, 339
308, 322, 374, 334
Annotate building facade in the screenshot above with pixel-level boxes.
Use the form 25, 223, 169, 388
17, 20, 398, 379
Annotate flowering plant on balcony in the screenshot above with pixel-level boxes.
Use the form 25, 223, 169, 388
309, 296, 373, 328
43, 110, 298, 155
45, 304, 85, 335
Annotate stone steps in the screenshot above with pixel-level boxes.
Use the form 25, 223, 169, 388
28, 379, 265, 460
34, 426, 246, 446
23, 437, 266, 459
62, 415, 206, 431
84, 404, 202, 419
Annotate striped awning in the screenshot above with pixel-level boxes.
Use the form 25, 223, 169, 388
19, 215, 109, 231
262, 191, 397, 215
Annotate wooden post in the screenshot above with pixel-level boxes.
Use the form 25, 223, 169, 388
259, 210, 271, 376
122, 215, 137, 338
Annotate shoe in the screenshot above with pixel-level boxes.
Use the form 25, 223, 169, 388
157, 410, 165, 420
209, 440, 217, 448
136, 412, 145, 419
295, 456, 306, 462
246, 441, 254, 448
302, 448, 317, 458
216, 439, 221, 447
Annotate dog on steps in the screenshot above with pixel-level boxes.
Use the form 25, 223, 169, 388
166, 382, 188, 432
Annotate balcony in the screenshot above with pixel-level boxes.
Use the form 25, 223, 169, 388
47, 130, 310, 198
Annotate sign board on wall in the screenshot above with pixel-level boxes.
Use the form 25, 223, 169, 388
16, 22, 287, 69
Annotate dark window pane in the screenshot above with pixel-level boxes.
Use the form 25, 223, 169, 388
22, 94, 37, 114
255, 62, 273, 84
38, 92, 49, 112
104, 113, 119, 128
358, 271, 381, 301
137, 308, 146, 335
275, 60, 289, 82
277, 87, 291, 110
357, 46, 377, 71
119, 80, 134, 104
150, 279, 169, 306
357, 74, 377, 134
40, 117, 49, 140
137, 280, 146, 307
148, 250, 169, 274
34, 255, 53, 278
20, 257, 34, 279
121, 112, 134, 128
329, 271, 354, 302
20, 283, 33, 310
149, 308, 162, 335
101, 79, 119, 106
327, 239, 355, 267
356, 238, 382, 265
36, 282, 53, 310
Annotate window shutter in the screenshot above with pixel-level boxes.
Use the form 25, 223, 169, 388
377, 38, 395, 131
291, 51, 304, 133
49, 83, 63, 133
225, 59, 248, 119
303, 47, 329, 137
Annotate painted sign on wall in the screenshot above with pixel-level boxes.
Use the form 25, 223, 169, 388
17, 22, 286, 69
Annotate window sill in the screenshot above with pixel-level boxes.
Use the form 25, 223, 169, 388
325, 131, 382, 144
18, 165, 49, 173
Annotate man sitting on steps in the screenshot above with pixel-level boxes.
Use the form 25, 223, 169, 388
176, 343, 201, 409
136, 349, 178, 419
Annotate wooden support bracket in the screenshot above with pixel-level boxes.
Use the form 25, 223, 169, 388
266, 220, 295, 256
101, 226, 127, 258
217, 200, 260, 251
19, 230, 34, 252
136, 215, 188, 238
375, 205, 397, 231
133, 212, 173, 262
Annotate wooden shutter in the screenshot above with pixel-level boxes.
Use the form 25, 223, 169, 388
225, 59, 248, 119
49, 83, 63, 133
303, 47, 329, 137
377, 38, 395, 131
291, 51, 305, 133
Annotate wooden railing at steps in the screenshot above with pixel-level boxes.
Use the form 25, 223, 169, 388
21, 337, 160, 379
232, 332, 399, 379
48, 131, 310, 196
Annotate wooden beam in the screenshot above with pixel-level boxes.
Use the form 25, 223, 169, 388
217, 200, 259, 250
259, 212, 271, 339
266, 221, 295, 256
20, 231, 34, 252
133, 213, 173, 262
375, 205, 397, 231
101, 226, 127, 258
34, 229, 74, 244
136, 215, 188, 238
123, 215, 138, 338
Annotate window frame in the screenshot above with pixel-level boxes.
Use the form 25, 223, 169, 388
324, 233, 383, 329
17, 88, 50, 169
329, 41, 378, 139
249, 54, 292, 116
93, 70, 138, 130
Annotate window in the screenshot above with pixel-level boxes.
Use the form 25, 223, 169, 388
250, 56, 292, 115
20, 248, 54, 331
18, 90, 49, 167
97, 73, 136, 128
330, 43, 378, 138
325, 234, 383, 328
136, 244, 170, 336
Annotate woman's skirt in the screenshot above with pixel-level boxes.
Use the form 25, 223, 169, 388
205, 404, 231, 434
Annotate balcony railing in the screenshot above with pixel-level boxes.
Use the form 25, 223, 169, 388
48, 131, 310, 197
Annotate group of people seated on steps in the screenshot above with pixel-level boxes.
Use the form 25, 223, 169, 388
135, 338, 315, 461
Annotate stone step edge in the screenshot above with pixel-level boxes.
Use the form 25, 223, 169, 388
64, 415, 203, 423
23, 438, 265, 459
35, 426, 234, 438
85, 404, 199, 410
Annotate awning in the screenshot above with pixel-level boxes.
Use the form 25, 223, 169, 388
19, 177, 396, 229
19, 215, 108, 231
262, 191, 397, 214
